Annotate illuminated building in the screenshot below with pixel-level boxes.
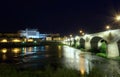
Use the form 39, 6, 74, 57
19, 28, 40, 38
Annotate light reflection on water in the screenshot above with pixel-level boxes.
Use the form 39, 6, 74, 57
0, 45, 94, 74
0, 46, 48, 62
62, 46, 92, 75
2, 54, 7, 60
0, 45, 120, 76
62, 46, 120, 76
58, 45, 62, 58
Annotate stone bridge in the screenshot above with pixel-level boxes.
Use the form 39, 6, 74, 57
64, 29, 120, 58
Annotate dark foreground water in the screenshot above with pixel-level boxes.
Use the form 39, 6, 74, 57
0, 45, 120, 77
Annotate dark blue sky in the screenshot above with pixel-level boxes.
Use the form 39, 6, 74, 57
0, 0, 120, 35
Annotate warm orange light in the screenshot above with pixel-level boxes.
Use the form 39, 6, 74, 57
82, 32, 85, 35
2, 54, 7, 60
80, 30, 85, 36
79, 55, 85, 75
1, 48, 7, 53
27, 39, 33, 42
12, 48, 20, 53
28, 47, 32, 52
106, 25, 110, 30
80, 30, 83, 33
12, 39, 21, 42
58, 46, 62, 58
24, 38, 27, 42
1, 39, 7, 43
115, 15, 120, 21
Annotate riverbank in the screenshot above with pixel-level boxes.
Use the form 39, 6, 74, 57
68, 44, 120, 61
0, 63, 106, 77
96, 52, 120, 61
0, 64, 79, 77
0, 41, 63, 48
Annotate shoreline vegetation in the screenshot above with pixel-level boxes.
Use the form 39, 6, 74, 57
0, 63, 105, 77
0, 64, 79, 77
69, 41, 120, 60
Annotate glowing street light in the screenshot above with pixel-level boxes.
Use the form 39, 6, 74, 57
80, 30, 83, 33
70, 34, 72, 37
79, 30, 85, 36
82, 32, 85, 35
1, 39, 7, 43
106, 25, 110, 30
115, 15, 120, 21
114, 14, 120, 29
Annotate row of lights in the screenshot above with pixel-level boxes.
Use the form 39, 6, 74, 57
70, 29, 85, 37
80, 30, 85, 36
1, 48, 20, 54
68, 14, 120, 38
105, 15, 120, 30
0, 38, 35, 43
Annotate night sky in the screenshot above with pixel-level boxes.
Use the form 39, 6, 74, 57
0, 0, 120, 35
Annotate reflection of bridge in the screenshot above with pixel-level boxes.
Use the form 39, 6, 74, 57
64, 29, 120, 58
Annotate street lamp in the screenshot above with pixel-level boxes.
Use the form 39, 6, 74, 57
115, 15, 120, 21
82, 32, 85, 35
80, 30, 83, 33
106, 25, 110, 30
70, 34, 72, 37
79, 30, 85, 36
114, 14, 120, 29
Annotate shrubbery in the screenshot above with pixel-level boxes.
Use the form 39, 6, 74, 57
99, 42, 107, 54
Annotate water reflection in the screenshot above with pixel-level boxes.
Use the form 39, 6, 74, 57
28, 47, 32, 52
45, 45, 49, 51
12, 48, 21, 53
2, 54, 7, 60
21, 46, 41, 55
0, 46, 48, 63
22, 48, 26, 54
79, 54, 86, 75
62, 46, 120, 76
62, 46, 92, 75
58, 45, 62, 58
0, 45, 120, 76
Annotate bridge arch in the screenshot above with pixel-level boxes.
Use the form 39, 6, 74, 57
117, 39, 120, 56
79, 38, 85, 49
90, 36, 107, 49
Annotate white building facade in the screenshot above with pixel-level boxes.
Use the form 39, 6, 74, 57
19, 28, 61, 40
20, 29, 43, 38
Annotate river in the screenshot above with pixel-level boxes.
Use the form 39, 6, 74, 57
0, 45, 120, 77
